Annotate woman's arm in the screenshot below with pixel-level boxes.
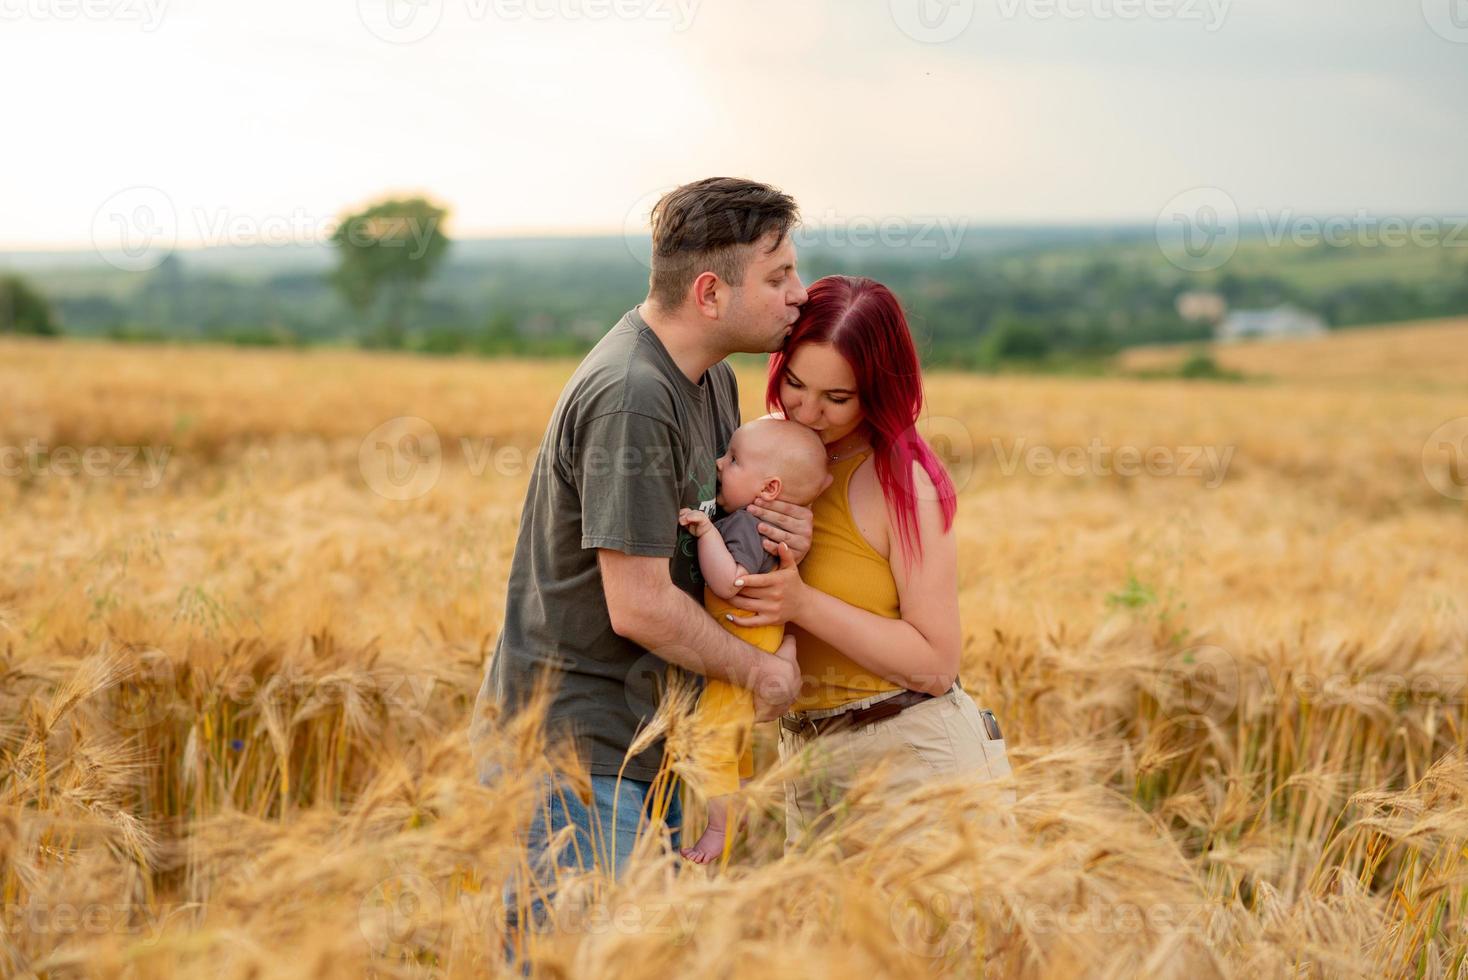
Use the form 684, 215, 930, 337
726, 462, 962, 697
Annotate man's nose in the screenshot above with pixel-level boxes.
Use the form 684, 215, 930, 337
790, 276, 809, 307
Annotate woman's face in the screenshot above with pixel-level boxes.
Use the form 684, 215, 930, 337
777, 342, 864, 446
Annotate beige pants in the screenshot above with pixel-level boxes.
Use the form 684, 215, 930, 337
777, 684, 1016, 854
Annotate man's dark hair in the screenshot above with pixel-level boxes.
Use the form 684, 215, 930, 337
647, 177, 799, 310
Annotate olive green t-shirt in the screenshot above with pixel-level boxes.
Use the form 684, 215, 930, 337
472, 306, 740, 781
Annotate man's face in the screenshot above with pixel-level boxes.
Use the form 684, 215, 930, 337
724, 231, 808, 354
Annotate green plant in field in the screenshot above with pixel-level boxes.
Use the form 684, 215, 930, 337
1106, 566, 1191, 647
1105, 570, 1157, 611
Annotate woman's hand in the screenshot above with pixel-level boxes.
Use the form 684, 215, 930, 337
748, 499, 813, 564
723, 543, 809, 627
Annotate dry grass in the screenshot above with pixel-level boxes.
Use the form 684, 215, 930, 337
1116, 316, 1468, 390
2, 322, 1466, 978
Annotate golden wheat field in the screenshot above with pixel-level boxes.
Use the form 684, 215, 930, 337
3, 319, 1468, 979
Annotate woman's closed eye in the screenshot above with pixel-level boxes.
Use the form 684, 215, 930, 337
787, 379, 848, 405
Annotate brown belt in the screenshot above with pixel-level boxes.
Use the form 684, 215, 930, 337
779, 689, 935, 739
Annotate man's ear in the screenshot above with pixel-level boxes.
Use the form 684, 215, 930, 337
691, 271, 722, 318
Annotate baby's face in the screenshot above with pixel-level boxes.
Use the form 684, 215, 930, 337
714, 426, 777, 511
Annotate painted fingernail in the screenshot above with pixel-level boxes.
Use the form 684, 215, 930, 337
734, 579, 744, 587
725, 614, 733, 621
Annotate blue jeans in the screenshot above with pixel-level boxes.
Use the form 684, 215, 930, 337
500, 771, 684, 946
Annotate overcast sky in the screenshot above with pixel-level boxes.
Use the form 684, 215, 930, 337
3, 0, 1466, 249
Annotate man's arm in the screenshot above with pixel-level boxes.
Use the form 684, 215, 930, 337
597, 549, 798, 720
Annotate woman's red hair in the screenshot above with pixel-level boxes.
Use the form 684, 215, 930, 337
765, 275, 957, 572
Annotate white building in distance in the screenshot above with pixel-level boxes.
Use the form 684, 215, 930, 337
1215, 305, 1328, 342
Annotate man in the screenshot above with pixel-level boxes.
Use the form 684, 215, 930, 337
470, 177, 814, 896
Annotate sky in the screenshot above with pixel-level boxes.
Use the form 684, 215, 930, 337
2, 0, 1466, 250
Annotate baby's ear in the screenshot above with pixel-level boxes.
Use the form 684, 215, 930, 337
760, 477, 782, 501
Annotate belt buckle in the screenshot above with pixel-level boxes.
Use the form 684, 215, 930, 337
782, 713, 820, 739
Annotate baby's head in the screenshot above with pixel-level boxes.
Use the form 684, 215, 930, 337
714, 418, 830, 511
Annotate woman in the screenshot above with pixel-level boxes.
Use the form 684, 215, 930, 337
726, 274, 1015, 852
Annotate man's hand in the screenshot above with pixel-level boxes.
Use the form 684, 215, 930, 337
752, 633, 800, 722
747, 498, 814, 563
678, 507, 714, 539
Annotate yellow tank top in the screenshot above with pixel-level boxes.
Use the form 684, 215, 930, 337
789, 447, 904, 711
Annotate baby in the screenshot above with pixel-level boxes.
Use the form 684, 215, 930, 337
674, 417, 830, 865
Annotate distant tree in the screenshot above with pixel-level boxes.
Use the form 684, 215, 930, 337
1179, 350, 1227, 379
474, 310, 520, 355
0, 275, 60, 336
330, 196, 451, 348
982, 314, 1052, 363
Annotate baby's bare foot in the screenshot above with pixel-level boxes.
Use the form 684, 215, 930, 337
681, 797, 734, 865
679, 825, 728, 864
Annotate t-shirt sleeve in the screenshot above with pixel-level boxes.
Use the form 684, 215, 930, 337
714, 509, 776, 574
574, 410, 683, 556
